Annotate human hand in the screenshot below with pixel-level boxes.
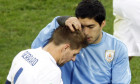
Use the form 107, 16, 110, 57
65, 17, 81, 32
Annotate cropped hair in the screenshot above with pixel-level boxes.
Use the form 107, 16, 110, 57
75, 0, 106, 25
49, 26, 88, 49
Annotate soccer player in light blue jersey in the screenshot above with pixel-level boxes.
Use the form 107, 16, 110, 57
31, 0, 131, 83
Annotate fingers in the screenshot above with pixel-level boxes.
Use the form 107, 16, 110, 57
72, 21, 82, 31
65, 17, 81, 32
67, 23, 75, 32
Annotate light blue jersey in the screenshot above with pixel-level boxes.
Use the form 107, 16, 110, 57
31, 16, 131, 84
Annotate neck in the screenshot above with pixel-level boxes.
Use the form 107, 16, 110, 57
43, 43, 60, 63
93, 32, 103, 44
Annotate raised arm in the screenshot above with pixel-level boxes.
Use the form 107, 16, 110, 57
31, 16, 81, 49
57, 16, 81, 32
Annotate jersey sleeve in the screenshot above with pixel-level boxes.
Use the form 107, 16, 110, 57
31, 16, 60, 49
112, 43, 131, 83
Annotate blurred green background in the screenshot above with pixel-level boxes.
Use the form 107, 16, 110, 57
0, 0, 140, 83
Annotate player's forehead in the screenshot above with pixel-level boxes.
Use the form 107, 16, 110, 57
78, 18, 98, 26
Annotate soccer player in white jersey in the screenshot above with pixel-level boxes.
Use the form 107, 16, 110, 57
113, 0, 140, 60
31, 0, 131, 83
6, 26, 88, 84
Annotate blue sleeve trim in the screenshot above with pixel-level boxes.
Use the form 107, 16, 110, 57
5, 80, 11, 84
14, 68, 23, 84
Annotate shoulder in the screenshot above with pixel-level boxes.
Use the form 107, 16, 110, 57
104, 32, 128, 65
104, 32, 128, 58
14, 48, 41, 60
104, 31, 127, 49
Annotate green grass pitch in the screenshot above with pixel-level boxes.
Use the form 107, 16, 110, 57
0, 0, 140, 83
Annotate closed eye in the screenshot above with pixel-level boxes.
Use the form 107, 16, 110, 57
87, 25, 95, 29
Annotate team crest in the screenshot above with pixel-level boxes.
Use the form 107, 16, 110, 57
105, 50, 115, 62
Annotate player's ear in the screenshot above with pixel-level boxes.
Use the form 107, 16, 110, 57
101, 20, 106, 28
61, 44, 70, 52
64, 44, 70, 50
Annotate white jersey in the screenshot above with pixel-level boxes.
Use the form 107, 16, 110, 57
7, 47, 63, 84
113, 0, 140, 56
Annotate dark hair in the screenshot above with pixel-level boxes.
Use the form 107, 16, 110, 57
75, 0, 106, 25
49, 26, 88, 49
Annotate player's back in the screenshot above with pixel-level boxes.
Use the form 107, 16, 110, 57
6, 47, 62, 84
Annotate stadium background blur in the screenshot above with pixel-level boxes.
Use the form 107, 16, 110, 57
0, 0, 140, 83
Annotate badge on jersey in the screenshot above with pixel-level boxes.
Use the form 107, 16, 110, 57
105, 50, 115, 62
